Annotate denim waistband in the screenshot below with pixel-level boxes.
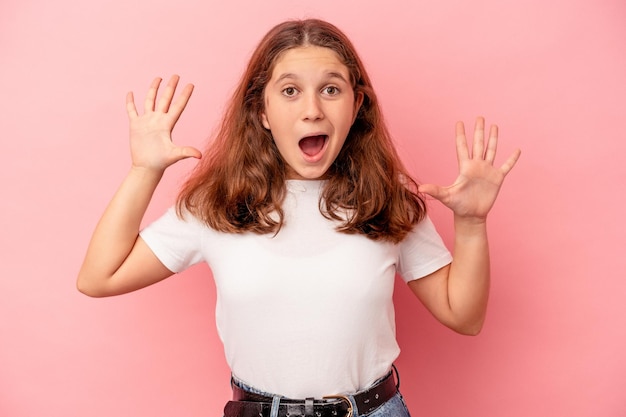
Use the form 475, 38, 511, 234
228, 366, 404, 417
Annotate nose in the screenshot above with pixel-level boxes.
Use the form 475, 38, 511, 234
301, 92, 324, 121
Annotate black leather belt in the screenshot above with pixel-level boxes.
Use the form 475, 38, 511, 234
225, 370, 398, 417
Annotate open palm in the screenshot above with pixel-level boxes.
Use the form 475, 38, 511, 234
126, 75, 201, 172
419, 117, 521, 221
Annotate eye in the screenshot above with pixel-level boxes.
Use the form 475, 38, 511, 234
323, 86, 340, 95
281, 87, 298, 97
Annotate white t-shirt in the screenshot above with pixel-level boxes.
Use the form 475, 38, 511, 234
140, 180, 452, 399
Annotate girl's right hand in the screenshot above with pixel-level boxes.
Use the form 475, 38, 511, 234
126, 75, 202, 172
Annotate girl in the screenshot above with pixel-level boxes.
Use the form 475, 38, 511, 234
78, 19, 520, 417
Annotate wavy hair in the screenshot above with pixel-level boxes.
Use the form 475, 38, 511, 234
177, 19, 425, 243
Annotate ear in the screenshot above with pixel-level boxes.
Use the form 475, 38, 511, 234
261, 112, 271, 130
352, 91, 364, 123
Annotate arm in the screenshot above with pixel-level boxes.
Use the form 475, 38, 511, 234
77, 75, 201, 297
409, 117, 520, 335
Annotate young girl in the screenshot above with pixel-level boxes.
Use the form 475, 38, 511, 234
78, 19, 519, 417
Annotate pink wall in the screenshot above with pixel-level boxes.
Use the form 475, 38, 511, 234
1, 0, 625, 416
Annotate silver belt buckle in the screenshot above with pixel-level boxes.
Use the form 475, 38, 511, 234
322, 395, 353, 417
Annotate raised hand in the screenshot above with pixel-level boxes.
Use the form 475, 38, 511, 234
126, 75, 202, 172
418, 117, 521, 222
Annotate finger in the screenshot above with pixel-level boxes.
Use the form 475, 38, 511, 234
418, 183, 447, 202
484, 124, 498, 163
455, 121, 469, 164
178, 146, 203, 160
156, 75, 180, 113
168, 145, 203, 165
144, 77, 162, 113
499, 148, 521, 176
168, 83, 195, 124
126, 91, 138, 119
472, 116, 485, 159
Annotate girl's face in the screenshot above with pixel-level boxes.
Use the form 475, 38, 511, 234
261, 46, 363, 180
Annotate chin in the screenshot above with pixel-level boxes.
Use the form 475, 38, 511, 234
287, 167, 329, 180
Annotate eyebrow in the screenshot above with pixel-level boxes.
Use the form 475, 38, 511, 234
273, 71, 350, 85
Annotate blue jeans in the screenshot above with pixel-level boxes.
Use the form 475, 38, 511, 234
230, 374, 412, 417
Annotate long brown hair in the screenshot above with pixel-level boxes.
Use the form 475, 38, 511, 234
177, 19, 425, 243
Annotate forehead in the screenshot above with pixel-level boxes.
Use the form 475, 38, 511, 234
270, 46, 349, 79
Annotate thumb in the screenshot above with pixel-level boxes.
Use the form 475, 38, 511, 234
418, 183, 446, 201
172, 145, 202, 163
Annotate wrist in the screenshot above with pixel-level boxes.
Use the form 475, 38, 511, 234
454, 214, 488, 236
130, 164, 165, 176
128, 165, 165, 185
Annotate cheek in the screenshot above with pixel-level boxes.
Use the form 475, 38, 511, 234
340, 103, 358, 130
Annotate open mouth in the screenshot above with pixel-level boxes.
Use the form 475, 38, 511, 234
298, 135, 328, 157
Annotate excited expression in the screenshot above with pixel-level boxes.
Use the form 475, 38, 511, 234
261, 46, 363, 180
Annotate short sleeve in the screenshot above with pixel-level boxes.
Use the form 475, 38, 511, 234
139, 207, 205, 273
397, 216, 452, 283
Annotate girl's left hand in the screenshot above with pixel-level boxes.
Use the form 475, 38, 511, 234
418, 117, 521, 222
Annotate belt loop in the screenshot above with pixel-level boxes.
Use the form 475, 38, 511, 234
304, 398, 314, 417
392, 364, 400, 390
347, 394, 357, 417
270, 395, 281, 417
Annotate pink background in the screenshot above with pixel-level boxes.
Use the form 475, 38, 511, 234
1, 0, 625, 416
